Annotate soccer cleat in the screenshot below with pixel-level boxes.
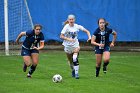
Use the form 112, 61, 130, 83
75, 74, 79, 79
103, 66, 107, 73
27, 73, 31, 78
72, 70, 75, 77
23, 63, 27, 72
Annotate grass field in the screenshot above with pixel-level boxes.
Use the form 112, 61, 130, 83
0, 51, 140, 93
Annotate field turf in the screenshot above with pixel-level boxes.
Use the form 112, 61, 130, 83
0, 51, 140, 93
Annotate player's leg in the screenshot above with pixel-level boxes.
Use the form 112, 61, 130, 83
27, 49, 39, 77
66, 53, 75, 77
73, 47, 80, 79
22, 56, 32, 72
95, 54, 102, 77
95, 48, 103, 77
21, 47, 32, 72
103, 51, 110, 73
64, 46, 75, 77
27, 53, 39, 77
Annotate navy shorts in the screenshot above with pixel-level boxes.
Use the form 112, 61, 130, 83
21, 47, 39, 56
94, 46, 110, 54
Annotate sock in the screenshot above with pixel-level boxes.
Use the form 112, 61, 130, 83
73, 54, 79, 75
74, 65, 79, 75
103, 62, 109, 67
28, 65, 37, 75
23, 62, 27, 72
96, 67, 100, 77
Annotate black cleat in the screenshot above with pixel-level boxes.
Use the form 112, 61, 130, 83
27, 73, 31, 78
103, 66, 107, 73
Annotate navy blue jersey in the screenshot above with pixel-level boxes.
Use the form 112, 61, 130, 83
22, 30, 44, 50
93, 27, 113, 48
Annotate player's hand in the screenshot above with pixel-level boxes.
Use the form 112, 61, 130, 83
99, 44, 105, 47
110, 42, 114, 47
33, 47, 39, 50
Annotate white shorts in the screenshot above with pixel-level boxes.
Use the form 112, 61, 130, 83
64, 44, 80, 54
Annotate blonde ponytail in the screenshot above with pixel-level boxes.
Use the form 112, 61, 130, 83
63, 20, 69, 26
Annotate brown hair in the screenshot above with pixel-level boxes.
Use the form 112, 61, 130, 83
34, 24, 42, 30
98, 18, 109, 27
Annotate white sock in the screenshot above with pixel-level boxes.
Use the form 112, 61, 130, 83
74, 65, 79, 75
73, 55, 77, 62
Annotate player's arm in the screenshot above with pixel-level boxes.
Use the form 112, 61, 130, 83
60, 33, 75, 42
16, 32, 26, 43
82, 29, 91, 42
78, 25, 91, 42
110, 31, 117, 47
91, 35, 104, 47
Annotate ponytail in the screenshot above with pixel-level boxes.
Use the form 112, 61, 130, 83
105, 22, 109, 27
63, 14, 75, 26
63, 20, 69, 26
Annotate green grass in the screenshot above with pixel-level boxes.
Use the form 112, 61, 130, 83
0, 51, 140, 93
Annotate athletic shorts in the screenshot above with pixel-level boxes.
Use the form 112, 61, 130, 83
95, 46, 110, 54
21, 47, 39, 56
64, 45, 80, 54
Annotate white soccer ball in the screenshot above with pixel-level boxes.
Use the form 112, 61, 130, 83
52, 74, 62, 83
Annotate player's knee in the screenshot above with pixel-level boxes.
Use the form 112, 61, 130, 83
73, 47, 80, 53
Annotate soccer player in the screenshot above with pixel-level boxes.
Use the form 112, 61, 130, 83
91, 18, 117, 77
16, 24, 45, 78
60, 14, 91, 79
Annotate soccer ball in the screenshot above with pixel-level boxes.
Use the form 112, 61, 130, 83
52, 74, 62, 83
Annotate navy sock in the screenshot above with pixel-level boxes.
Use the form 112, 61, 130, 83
29, 65, 37, 75
96, 67, 100, 77
103, 62, 109, 67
